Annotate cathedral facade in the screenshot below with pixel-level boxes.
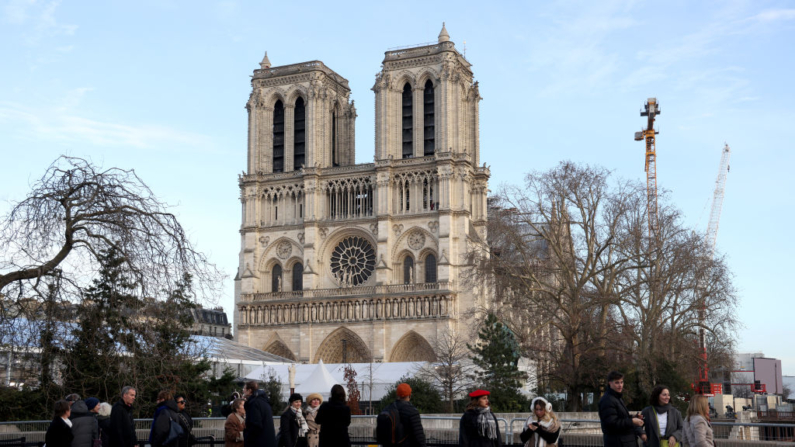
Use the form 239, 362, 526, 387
234, 25, 490, 364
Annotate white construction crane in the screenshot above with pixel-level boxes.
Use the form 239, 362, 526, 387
705, 144, 731, 256
695, 143, 731, 396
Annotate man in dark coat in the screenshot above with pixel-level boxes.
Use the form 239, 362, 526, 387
109, 386, 138, 447
243, 381, 276, 447
389, 383, 426, 447
598, 371, 644, 447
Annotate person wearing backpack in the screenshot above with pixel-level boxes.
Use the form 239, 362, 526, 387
377, 383, 426, 447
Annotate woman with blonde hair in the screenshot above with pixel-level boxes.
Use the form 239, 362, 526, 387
519, 397, 561, 447
682, 395, 714, 447
224, 398, 246, 447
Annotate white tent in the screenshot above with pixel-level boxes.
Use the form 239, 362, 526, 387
295, 360, 340, 396
245, 361, 425, 401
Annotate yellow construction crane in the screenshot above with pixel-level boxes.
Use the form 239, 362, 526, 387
635, 98, 661, 238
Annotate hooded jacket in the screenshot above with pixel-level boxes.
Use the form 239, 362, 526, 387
150, 400, 180, 447
70, 400, 99, 447
243, 390, 276, 447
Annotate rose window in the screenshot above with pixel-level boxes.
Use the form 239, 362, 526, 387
330, 236, 376, 286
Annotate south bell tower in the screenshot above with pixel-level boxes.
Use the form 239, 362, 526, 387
235, 25, 490, 364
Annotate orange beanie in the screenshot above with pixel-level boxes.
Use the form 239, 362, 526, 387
396, 383, 412, 398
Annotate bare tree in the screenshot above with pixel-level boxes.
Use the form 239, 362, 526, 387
0, 156, 223, 299
417, 328, 476, 413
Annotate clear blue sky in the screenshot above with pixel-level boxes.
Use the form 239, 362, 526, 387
1, 1, 793, 374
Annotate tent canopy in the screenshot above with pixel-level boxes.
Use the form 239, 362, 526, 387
295, 360, 340, 395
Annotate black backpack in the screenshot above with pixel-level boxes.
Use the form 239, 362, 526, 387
376, 402, 406, 446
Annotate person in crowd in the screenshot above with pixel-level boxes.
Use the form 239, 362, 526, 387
682, 395, 714, 447
86, 397, 101, 414
303, 394, 322, 447
109, 386, 137, 447
243, 381, 276, 447
150, 390, 180, 447
520, 397, 561, 447
598, 371, 644, 447
459, 389, 501, 447
278, 393, 308, 447
225, 398, 246, 447
175, 394, 197, 447
70, 398, 99, 447
47, 400, 75, 447
314, 384, 351, 447
640, 385, 684, 447
97, 403, 113, 447
390, 383, 426, 447
65, 394, 82, 407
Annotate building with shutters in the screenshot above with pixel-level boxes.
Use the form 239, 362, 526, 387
234, 24, 491, 363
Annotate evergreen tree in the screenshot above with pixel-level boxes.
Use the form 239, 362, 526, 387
377, 376, 443, 414
468, 313, 529, 412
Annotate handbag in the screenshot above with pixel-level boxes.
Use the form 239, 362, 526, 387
93, 427, 103, 447
164, 412, 185, 446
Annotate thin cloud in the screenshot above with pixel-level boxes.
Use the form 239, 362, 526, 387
3, 0, 78, 45
754, 9, 795, 22
0, 101, 216, 153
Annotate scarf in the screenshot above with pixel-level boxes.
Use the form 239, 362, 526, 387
476, 407, 497, 440
304, 405, 319, 417
523, 414, 559, 447
654, 403, 672, 414
292, 406, 308, 437
62, 417, 73, 428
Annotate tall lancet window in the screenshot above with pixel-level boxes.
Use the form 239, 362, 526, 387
425, 254, 437, 283
273, 100, 285, 173
332, 111, 339, 167
402, 83, 413, 159
272, 264, 283, 292
294, 97, 306, 170
423, 80, 435, 156
422, 79, 436, 156
403, 256, 414, 284
292, 262, 303, 291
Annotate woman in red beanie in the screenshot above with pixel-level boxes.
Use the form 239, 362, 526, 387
459, 390, 501, 447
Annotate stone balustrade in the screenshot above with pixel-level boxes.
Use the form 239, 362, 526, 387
241, 281, 452, 303
238, 285, 454, 326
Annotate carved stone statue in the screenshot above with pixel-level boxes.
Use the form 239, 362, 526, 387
288, 363, 296, 389
276, 275, 282, 292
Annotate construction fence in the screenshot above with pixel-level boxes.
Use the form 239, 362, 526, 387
1, 416, 794, 446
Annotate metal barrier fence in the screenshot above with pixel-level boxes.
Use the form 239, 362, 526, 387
2, 416, 795, 446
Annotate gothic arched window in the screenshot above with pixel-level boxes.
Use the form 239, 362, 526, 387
272, 264, 283, 292
294, 97, 305, 170
425, 254, 437, 283
402, 83, 413, 159
332, 110, 339, 167
403, 256, 414, 284
423, 80, 435, 156
273, 100, 285, 173
292, 262, 303, 291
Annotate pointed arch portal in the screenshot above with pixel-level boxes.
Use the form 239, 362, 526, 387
390, 331, 437, 362
264, 340, 296, 361
314, 327, 371, 363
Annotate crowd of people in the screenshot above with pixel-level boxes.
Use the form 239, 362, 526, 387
44, 372, 717, 447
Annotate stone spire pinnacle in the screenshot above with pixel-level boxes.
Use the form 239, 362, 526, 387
260, 51, 271, 69
438, 22, 450, 43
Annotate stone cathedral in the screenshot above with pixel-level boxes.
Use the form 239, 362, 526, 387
234, 25, 491, 364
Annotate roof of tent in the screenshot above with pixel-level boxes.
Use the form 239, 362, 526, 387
245, 361, 426, 401
295, 360, 340, 395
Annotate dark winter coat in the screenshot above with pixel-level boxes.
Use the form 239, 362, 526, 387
392, 400, 426, 447
277, 408, 306, 447
176, 409, 196, 447
150, 400, 181, 447
108, 400, 136, 447
641, 405, 684, 447
458, 409, 502, 447
244, 390, 277, 447
97, 415, 112, 447
46, 417, 74, 447
70, 400, 99, 447
598, 388, 643, 447
313, 400, 351, 447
